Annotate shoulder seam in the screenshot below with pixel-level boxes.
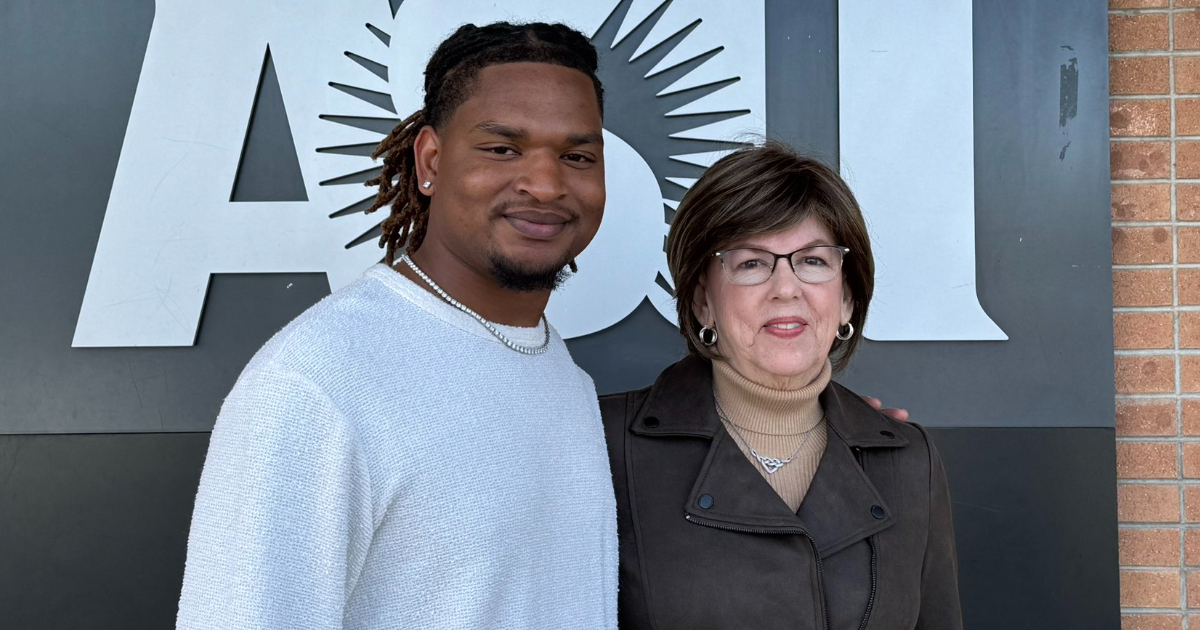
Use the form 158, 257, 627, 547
245, 359, 380, 530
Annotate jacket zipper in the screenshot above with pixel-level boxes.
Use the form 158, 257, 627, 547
857, 537, 877, 630
853, 446, 878, 630
683, 514, 831, 630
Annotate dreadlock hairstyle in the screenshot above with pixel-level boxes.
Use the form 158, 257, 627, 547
364, 22, 605, 266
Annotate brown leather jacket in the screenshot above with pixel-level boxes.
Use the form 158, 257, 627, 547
599, 356, 963, 630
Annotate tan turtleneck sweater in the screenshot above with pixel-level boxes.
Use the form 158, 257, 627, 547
712, 358, 831, 512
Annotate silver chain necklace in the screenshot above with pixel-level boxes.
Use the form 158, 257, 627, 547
714, 396, 825, 475
400, 254, 551, 355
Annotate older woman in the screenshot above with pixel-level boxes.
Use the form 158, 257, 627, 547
600, 142, 962, 629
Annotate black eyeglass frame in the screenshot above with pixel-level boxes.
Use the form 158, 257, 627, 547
712, 245, 851, 286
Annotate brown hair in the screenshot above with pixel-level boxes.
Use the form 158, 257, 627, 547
666, 141, 875, 373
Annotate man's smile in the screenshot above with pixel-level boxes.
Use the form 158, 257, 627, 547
503, 210, 573, 240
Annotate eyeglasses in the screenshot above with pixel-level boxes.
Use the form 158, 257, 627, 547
713, 246, 850, 286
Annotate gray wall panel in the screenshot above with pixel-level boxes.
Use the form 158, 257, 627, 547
837, 0, 1115, 429
934, 427, 1120, 630
0, 0, 1113, 433
764, 0, 839, 161
0, 433, 209, 630
0, 1, 1118, 626
0, 1, 331, 433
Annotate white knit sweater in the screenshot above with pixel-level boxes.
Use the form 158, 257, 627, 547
177, 264, 618, 630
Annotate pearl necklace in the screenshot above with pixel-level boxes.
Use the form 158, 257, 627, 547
400, 254, 551, 355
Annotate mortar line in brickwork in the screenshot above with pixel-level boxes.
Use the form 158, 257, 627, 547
1114, 94, 1188, 101
1115, 348, 1200, 355
1113, 482, 1200, 487
1112, 135, 1200, 141
1119, 436, 1200, 442
1112, 50, 1200, 58
1114, 179, 1200, 184
1121, 607, 1191, 614
1171, 8, 1192, 610
1117, 308, 1200, 314
1114, 263, 1199, 269
1123, 609, 1191, 617
1122, 523, 1191, 530
1119, 392, 1200, 398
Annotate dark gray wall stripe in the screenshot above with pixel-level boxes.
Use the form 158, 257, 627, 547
0, 427, 1118, 630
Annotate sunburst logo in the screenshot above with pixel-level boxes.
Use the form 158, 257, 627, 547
75, 0, 1002, 349
314, 0, 765, 337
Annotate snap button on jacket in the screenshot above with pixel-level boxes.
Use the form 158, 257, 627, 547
599, 356, 963, 630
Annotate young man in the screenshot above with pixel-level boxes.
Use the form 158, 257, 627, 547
177, 22, 614, 629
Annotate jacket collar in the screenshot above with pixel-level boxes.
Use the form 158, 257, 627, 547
633, 355, 908, 557
633, 355, 910, 449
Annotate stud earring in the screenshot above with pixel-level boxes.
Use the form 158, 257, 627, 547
422, 181, 432, 189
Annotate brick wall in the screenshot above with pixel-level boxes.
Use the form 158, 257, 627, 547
1113, 1, 1200, 628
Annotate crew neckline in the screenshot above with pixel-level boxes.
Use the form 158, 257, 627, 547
364, 264, 552, 349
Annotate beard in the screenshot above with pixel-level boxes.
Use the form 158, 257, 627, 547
487, 250, 573, 292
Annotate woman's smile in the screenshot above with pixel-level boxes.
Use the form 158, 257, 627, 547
763, 317, 808, 339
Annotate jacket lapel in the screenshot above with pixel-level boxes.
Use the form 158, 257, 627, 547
683, 428, 806, 529
796, 427, 896, 556
633, 356, 908, 556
